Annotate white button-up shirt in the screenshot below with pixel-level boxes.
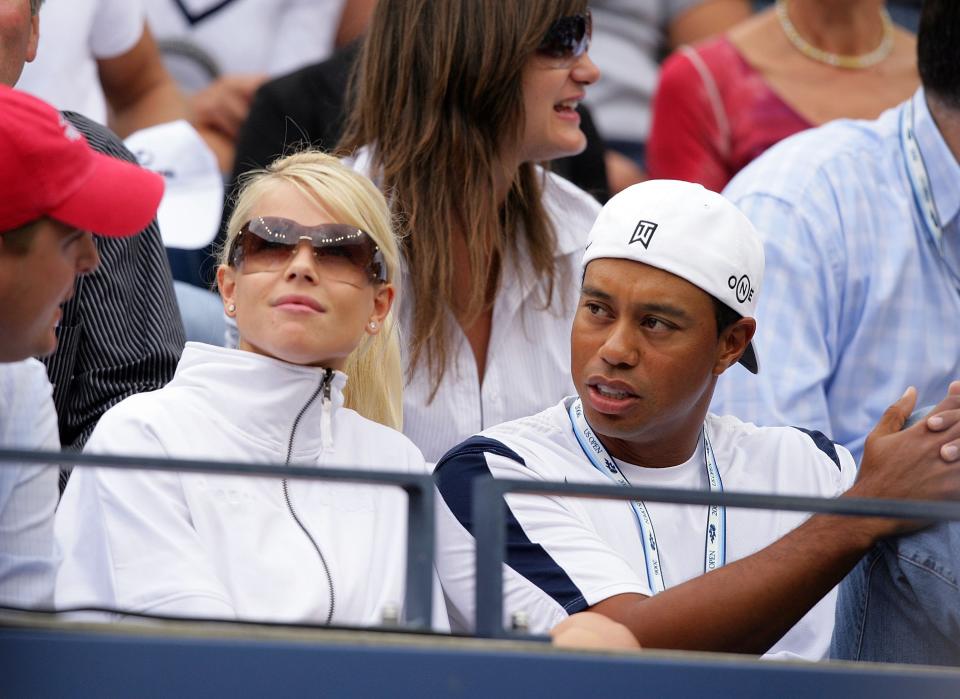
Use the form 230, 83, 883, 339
346, 150, 601, 462
400, 173, 601, 462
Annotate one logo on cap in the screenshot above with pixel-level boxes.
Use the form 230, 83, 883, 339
629, 220, 658, 248
728, 274, 754, 304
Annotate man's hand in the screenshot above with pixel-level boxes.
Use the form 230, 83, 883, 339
849, 381, 960, 537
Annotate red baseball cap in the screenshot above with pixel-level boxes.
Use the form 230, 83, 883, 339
0, 85, 164, 237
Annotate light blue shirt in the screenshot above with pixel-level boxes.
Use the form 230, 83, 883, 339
712, 89, 960, 463
0, 359, 60, 610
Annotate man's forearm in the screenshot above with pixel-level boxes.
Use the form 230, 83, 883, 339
592, 511, 883, 654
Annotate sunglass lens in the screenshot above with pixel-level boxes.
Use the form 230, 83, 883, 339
312, 228, 387, 284
240, 233, 291, 268
538, 13, 590, 59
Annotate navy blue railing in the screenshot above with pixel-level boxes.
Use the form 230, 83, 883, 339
0, 449, 435, 630
470, 477, 960, 638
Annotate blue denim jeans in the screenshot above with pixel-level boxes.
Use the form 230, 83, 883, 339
831, 523, 960, 666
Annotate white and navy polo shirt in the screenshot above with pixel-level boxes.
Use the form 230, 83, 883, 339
434, 397, 856, 659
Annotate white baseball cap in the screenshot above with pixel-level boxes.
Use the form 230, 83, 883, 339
124, 120, 223, 250
581, 179, 764, 374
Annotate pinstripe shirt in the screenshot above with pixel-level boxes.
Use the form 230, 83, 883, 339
712, 90, 960, 463
41, 112, 184, 453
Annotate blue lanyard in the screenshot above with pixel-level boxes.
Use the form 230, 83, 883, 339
900, 98, 960, 291
567, 398, 726, 594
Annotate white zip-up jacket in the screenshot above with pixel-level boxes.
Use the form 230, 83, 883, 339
55, 343, 442, 627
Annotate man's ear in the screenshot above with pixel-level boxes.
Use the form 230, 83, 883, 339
26, 13, 40, 64
713, 317, 757, 376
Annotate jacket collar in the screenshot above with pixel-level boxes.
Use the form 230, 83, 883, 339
172, 343, 348, 456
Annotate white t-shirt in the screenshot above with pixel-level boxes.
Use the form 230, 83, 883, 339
143, 0, 344, 90
0, 359, 60, 610
434, 397, 856, 659
17, 0, 145, 124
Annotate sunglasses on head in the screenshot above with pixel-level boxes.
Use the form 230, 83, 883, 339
537, 11, 592, 61
228, 216, 388, 285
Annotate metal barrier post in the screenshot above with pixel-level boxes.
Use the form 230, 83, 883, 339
403, 480, 434, 629
472, 478, 507, 638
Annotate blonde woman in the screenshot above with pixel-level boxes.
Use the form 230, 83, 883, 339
55, 152, 440, 628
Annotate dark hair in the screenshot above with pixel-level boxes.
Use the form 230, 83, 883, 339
712, 297, 742, 338
918, 0, 960, 109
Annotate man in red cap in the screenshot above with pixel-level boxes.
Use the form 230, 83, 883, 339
0, 85, 165, 359
1, 0, 184, 477
0, 85, 163, 610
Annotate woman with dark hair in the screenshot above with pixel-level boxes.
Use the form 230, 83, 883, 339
338, 0, 602, 461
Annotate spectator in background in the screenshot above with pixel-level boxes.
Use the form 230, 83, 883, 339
337, 0, 603, 462
2, 0, 185, 464
0, 85, 163, 610
647, 0, 917, 191
585, 0, 751, 193
16, 0, 188, 138
711, 0, 959, 464
144, 0, 377, 173
710, 0, 960, 665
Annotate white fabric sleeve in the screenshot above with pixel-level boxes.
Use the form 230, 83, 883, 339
434, 446, 650, 636
55, 408, 234, 619
0, 360, 60, 610
90, 0, 146, 59
837, 444, 858, 490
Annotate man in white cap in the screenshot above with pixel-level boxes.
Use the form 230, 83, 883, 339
433, 179, 960, 657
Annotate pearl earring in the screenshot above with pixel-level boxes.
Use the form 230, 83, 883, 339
368, 321, 378, 330
227, 303, 236, 314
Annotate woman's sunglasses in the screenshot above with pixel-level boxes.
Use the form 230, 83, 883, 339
537, 11, 592, 61
228, 216, 387, 285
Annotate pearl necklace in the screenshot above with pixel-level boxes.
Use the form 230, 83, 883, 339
776, 0, 895, 70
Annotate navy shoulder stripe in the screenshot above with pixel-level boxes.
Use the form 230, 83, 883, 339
434, 436, 587, 614
791, 427, 841, 471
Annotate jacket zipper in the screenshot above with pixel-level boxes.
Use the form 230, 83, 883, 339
281, 368, 335, 625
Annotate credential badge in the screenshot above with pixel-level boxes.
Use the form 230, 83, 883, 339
629, 220, 658, 249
